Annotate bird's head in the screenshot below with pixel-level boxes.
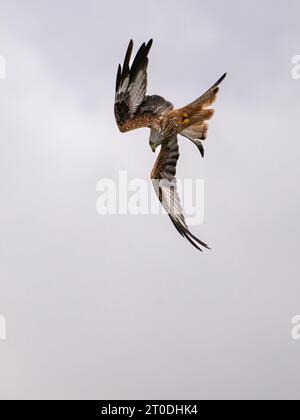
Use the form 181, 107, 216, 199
149, 129, 163, 153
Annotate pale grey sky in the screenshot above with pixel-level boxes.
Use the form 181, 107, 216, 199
0, 0, 300, 400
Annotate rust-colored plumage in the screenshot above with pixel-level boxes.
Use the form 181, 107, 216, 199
114, 39, 226, 251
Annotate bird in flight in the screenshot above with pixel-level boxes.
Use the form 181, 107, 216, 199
114, 39, 226, 251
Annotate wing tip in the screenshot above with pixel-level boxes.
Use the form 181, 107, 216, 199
170, 216, 211, 252
129, 39, 153, 83
117, 38, 154, 92
147, 39, 153, 49
182, 225, 211, 252
216, 72, 227, 86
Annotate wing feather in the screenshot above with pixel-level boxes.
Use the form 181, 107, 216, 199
151, 136, 210, 252
185, 73, 227, 110
115, 40, 160, 131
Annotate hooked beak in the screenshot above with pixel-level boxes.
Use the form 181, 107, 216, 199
151, 144, 159, 153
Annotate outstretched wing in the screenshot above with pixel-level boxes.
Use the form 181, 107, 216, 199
115, 39, 172, 133
151, 137, 210, 252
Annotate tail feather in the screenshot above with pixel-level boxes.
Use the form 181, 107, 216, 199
181, 122, 209, 141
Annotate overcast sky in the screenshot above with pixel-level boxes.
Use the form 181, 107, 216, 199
0, 0, 300, 400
